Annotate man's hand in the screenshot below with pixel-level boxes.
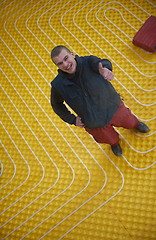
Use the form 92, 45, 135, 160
76, 116, 85, 128
98, 62, 114, 80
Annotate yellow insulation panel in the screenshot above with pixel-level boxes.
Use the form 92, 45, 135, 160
0, 0, 156, 239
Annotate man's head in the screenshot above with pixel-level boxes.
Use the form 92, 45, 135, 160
51, 45, 77, 74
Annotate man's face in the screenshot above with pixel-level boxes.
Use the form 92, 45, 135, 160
52, 49, 77, 74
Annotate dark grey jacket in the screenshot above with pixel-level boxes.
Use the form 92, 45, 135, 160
51, 55, 121, 129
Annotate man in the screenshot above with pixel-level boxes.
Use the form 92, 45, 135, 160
50, 45, 149, 156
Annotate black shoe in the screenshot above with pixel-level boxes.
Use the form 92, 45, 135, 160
111, 144, 122, 156
135, 122, 150, 133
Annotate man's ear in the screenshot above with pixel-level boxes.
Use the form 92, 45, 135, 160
71, 52, 75, 56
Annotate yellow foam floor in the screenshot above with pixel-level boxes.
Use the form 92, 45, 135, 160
1, 0, 156, 239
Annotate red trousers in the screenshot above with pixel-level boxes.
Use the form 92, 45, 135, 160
85, 102, 139, 146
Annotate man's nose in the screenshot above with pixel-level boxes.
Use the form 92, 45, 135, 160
63, 61, 68, 68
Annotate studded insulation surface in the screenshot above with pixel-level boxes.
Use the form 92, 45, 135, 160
0, 0, 156, 239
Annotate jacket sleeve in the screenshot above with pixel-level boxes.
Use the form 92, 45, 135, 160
88, 55, 113, 73
50, 86, 76, 125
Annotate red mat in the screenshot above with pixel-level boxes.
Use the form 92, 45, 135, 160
132, 15, 156, 52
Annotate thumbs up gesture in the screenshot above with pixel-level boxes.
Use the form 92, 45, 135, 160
98, 62, 114, 81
